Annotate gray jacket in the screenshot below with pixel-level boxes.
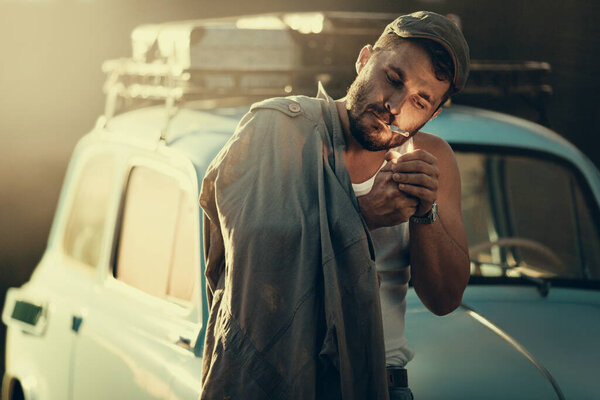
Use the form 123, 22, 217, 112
199, 87, 389, 399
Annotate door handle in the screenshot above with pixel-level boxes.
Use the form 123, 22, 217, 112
72, 315, 84, 333
176, 336, 192, 350
2, 289, 48, 336
171, 334, 193, 352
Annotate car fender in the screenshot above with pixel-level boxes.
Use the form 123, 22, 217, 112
2, 373, 40, 400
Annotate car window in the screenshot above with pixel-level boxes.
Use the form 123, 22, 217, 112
167, 191, 197, 302
458, 151, 600, 280
63, 154, 116, 267
573, 178, 600, 279
114, 166, 197, 303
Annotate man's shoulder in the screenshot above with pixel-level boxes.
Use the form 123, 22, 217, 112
413, 131, 460, 177
413, 131, 455, 159
249, 95, 326, 123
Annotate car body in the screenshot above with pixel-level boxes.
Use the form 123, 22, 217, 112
3, 12, 600, 400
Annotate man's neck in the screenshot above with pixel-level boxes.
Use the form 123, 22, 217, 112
335, 99, 387, 184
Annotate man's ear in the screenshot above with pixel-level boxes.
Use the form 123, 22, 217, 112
355, 44, 374, 74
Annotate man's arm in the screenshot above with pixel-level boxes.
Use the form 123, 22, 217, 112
389, 133, 470, 316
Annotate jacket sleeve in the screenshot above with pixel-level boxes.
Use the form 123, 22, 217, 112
199, 110, 257, 306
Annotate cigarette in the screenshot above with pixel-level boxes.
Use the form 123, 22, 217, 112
387, 124, 410, 137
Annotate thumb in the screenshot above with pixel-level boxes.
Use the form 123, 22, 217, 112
385, 150, 402, 164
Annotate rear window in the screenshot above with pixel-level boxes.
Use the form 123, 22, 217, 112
113, 166, 197, 303
63, 155, 115, 268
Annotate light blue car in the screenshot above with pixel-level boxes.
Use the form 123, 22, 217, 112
3, 12, 599, 400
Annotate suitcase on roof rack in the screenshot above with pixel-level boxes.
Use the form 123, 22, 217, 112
102, 11, 552, 122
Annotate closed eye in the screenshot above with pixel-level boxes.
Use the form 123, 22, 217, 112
386, 72, 403, 87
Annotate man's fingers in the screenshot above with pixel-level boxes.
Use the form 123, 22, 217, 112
390, 160, 439, 177
392, 172, 438, 191
390, 149, 437, 165
380, 162, 394, 173
385, 150, 403, 163
382, 151, 402, 171
397, 183, 436, 203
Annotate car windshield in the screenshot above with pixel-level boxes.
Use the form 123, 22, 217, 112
458, 150, 600, 282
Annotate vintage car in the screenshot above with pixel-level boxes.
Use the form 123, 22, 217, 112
3, 12, 600, 400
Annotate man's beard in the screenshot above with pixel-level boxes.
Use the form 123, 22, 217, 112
345, 78, 426, 151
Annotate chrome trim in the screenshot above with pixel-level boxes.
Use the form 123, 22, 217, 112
461, 304, 565, 400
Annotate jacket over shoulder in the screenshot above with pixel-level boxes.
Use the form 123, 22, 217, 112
199, 93, 389, 399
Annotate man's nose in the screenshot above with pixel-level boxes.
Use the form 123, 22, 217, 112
384, 90, 407, 117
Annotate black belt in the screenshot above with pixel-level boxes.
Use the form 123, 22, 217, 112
387, 367, 408, 388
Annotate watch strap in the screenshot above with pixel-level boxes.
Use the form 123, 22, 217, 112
410, 203, 438, 224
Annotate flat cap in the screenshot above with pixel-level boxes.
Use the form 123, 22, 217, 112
381, 11, 470, 91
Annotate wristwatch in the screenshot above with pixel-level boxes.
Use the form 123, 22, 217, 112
410, 203, 438, 224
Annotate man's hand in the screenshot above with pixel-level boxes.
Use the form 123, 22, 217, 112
386, 148, 439, 217
357, 169, 419, 230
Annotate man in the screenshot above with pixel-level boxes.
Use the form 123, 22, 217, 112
341, 12, 471, 400
199, 11, 470, 399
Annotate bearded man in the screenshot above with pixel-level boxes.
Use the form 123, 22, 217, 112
199, 11, 471, 400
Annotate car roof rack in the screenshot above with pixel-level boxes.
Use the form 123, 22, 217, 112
101, 12, 553, 127
102, 12, 400, 120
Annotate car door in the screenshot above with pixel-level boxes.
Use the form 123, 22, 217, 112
69, 151, 203, 400
2, 148, 119, 400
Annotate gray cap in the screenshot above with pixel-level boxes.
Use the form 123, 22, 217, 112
380, 11, 470, 91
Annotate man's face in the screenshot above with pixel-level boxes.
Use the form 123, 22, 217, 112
345, 40, 451, 151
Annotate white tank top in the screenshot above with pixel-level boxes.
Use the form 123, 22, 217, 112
351, 138, 415, 367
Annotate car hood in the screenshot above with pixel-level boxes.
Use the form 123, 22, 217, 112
405, 284, 600, 399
